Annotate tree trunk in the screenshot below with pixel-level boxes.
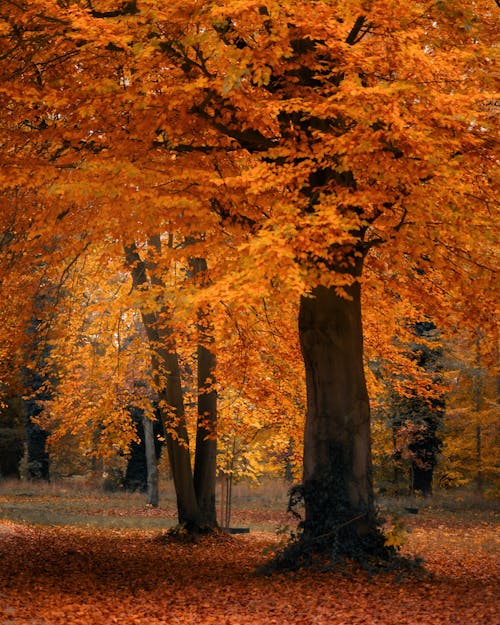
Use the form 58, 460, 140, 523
125, 242, 218, 531
411, 462, 433, 497
143, 412, 159, 507
124, 409, 148, 492
190, 255, 218, 527
124, 243, 202, 528
0, 428, 24, 478
297, 281, 386, 559
24, 411, 50, 480
194, 342, 218, 526
22, 366, 50, 481
154, 345, 203, 528
473, 332, 483, 496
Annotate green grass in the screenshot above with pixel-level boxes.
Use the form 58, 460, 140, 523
0, 478, 176, 529
1, 477, 498, 532
0, 477, 293, 531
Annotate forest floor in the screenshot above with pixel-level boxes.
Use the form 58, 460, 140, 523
0, 480, 498, 624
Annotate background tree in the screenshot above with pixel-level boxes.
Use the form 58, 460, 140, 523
386, 323, 445, 497
439, 330, 499, 495
0, 396, 24, 479
123, 398, 164, 499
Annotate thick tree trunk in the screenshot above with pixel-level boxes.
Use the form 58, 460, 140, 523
297, 281, 386, 559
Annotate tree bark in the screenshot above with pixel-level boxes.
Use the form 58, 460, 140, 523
124, 243, 203, 528
124, 242, 219, 531
297, 280, 386, 558
190, 256, 218, 527
152, 341, 203, 527
194, 342, 217, 526
143, 411, 159, 507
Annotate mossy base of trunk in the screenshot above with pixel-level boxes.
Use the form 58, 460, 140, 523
262, 481, 416, 574
156, 521, 220, 544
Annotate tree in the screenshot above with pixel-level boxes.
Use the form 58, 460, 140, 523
22, 300, 56, 482
123, 399, 164, 504
124, 240, 219, 529
439, 329, 499, 494
0, 396, 24, 479
126, 0, 495, 562
0, 0, 497, 563
383, 323, 445, 496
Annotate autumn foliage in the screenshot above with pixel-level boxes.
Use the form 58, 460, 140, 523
0, 0, 498, 567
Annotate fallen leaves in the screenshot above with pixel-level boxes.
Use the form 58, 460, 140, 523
0, 513, 498, 625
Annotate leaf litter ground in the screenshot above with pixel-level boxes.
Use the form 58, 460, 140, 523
0, 512, 498, 625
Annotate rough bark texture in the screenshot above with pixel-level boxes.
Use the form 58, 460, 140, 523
193, 343, 217, 526
292, 281, 387, 562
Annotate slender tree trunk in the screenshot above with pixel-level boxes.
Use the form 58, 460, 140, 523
124, 243, 203, 529
143, 412, 159, 507
22, 368, 50, 481
475, 424, 483, 495
24, 411, 50, 480
124, 242, 220, 531
190, 256, 218, 527
194, 342, 218, 525
474, 332, 483, 496
153, 344, 202, 527
297, 280, 386, 558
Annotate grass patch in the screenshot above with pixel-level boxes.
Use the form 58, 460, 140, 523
0, 477, 293, 532
1, 477, 498, 533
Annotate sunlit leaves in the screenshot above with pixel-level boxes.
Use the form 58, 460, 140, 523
0, 0, 497, 488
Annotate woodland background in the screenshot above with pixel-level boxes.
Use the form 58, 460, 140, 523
0, 1, 499, 621
0, 1, 499, 623
0, 0, 498, 503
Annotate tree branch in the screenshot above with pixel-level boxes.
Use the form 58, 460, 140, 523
345, 16, 367, 46
86, 0, 138, 18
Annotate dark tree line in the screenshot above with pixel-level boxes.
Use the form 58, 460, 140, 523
123, 404, 164, 494
389, 322, 444, 496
